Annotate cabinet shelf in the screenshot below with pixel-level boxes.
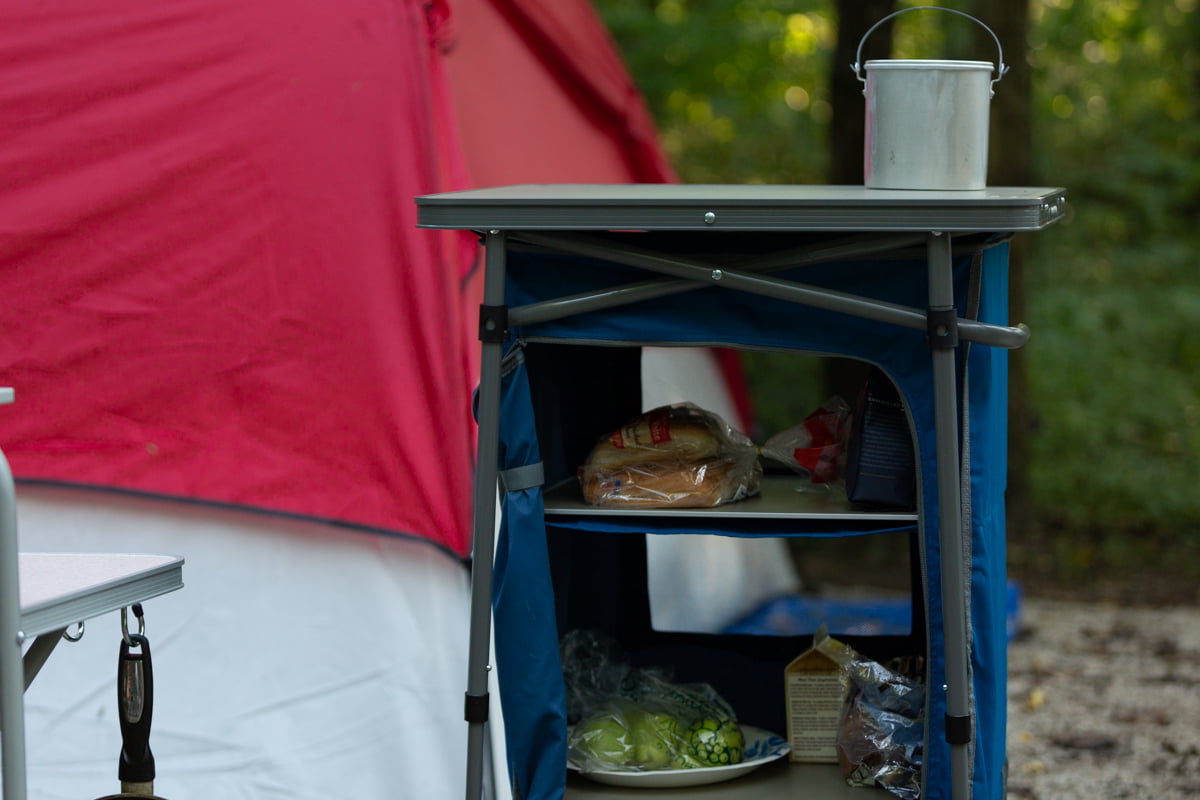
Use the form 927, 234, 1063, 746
544, 474, 917, 522
566, 761, 862, 798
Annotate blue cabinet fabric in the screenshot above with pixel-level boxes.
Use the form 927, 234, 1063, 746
489, 239, 1012, 800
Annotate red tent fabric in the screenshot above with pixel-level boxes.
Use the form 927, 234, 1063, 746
442, 0, 679, 387
0, 0, 674, 558
445, 0, 676, 188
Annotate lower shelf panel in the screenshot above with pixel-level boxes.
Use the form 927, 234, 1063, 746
566, 761, 867, 798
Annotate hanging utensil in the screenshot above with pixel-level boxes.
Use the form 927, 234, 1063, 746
94, 605, 169, 800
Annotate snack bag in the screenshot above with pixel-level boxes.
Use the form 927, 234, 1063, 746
813, 629, 925, 799
579, 403, 761, 508
760, 397, 851, 484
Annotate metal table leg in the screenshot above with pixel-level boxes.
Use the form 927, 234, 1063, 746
927, 232, 972, 800
22, 630, 64, 691
1, 443, 29, 800
465, 232, 507, 800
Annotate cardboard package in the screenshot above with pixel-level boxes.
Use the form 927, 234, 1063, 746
784, 643, 849, 763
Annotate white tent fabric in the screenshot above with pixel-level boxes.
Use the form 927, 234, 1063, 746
12, 352, 796, 799
641, 348, 802, 634
16, 484, 480, 800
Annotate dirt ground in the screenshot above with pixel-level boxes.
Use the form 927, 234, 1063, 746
1005, 596, 1200, 799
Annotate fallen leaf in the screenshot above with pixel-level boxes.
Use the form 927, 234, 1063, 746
1051, 733, 1121, 752
1112, 707, 1171, 726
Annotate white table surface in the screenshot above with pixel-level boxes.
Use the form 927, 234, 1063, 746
17, 552, 184, 638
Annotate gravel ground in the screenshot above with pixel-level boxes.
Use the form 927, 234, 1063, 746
1005, 597, 1200, 799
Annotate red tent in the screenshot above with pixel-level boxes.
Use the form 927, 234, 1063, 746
0, 0, 675, 559
2, 5, 785, 797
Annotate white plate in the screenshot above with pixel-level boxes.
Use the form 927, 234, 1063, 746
568, 725, 790, 789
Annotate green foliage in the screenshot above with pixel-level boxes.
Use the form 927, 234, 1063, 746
1029, 0, 1200, 241
1020, 0, 1200, 543
597, 0, 836, 183
737, 352, 825, 437
594, 0, 1200, 554
1026, 242, 1200, 529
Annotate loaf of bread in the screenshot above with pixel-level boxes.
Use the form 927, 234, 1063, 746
581, 458, 740, 508
579, 404, 762, 508
583, 405, 724, 471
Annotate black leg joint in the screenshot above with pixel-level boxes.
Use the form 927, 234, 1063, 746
927, 307, 959, 350
479, 304, 509, 343
465, 691, 490, 723
945, 713, 972, 745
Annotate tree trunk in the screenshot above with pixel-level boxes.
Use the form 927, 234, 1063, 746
829, 0, 897, 185
824, 0, 896, 401
971, 0, 1036, 534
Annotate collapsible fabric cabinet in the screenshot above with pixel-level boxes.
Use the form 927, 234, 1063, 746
416, 185, 1066, 800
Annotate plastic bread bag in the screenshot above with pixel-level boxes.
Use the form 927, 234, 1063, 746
579, 403, 762, 508
759, 396, 851, 487
561, 630, 746, 772
813, 628, 925, 799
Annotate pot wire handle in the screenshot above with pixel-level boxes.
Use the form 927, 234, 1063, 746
852, 6, 1009, 91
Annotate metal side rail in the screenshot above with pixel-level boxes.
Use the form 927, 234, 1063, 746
509, 230, 1029, 351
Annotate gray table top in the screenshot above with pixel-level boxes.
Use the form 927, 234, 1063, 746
416, 183, 1067, 232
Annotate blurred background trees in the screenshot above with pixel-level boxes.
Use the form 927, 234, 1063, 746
592, 0, 1200, 597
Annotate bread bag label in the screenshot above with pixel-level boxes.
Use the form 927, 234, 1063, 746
610, 406, 673, 449
646, 406, 672, 444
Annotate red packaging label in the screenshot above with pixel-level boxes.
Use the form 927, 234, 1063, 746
647, 407, 672, 444
793, 444, 842, 483
611, 428, 626, 449
793, 404, 848, 483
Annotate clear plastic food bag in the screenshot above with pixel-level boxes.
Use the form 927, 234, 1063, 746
578, 403, 761, 508
561, 630, 746, 772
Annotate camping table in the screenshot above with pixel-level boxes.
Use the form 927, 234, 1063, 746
416, 184, 1066, 800
0, 388, 185, 800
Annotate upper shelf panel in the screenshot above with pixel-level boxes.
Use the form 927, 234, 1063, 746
416, 184, 1067, 233
544, 475, 918, 523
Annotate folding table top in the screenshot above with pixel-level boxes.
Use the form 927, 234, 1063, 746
17, 552, 184, 638
416, 184, 1067, 233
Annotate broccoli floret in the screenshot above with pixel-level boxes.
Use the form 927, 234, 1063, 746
670, 751, 708, 769
686, 718, 745, 766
